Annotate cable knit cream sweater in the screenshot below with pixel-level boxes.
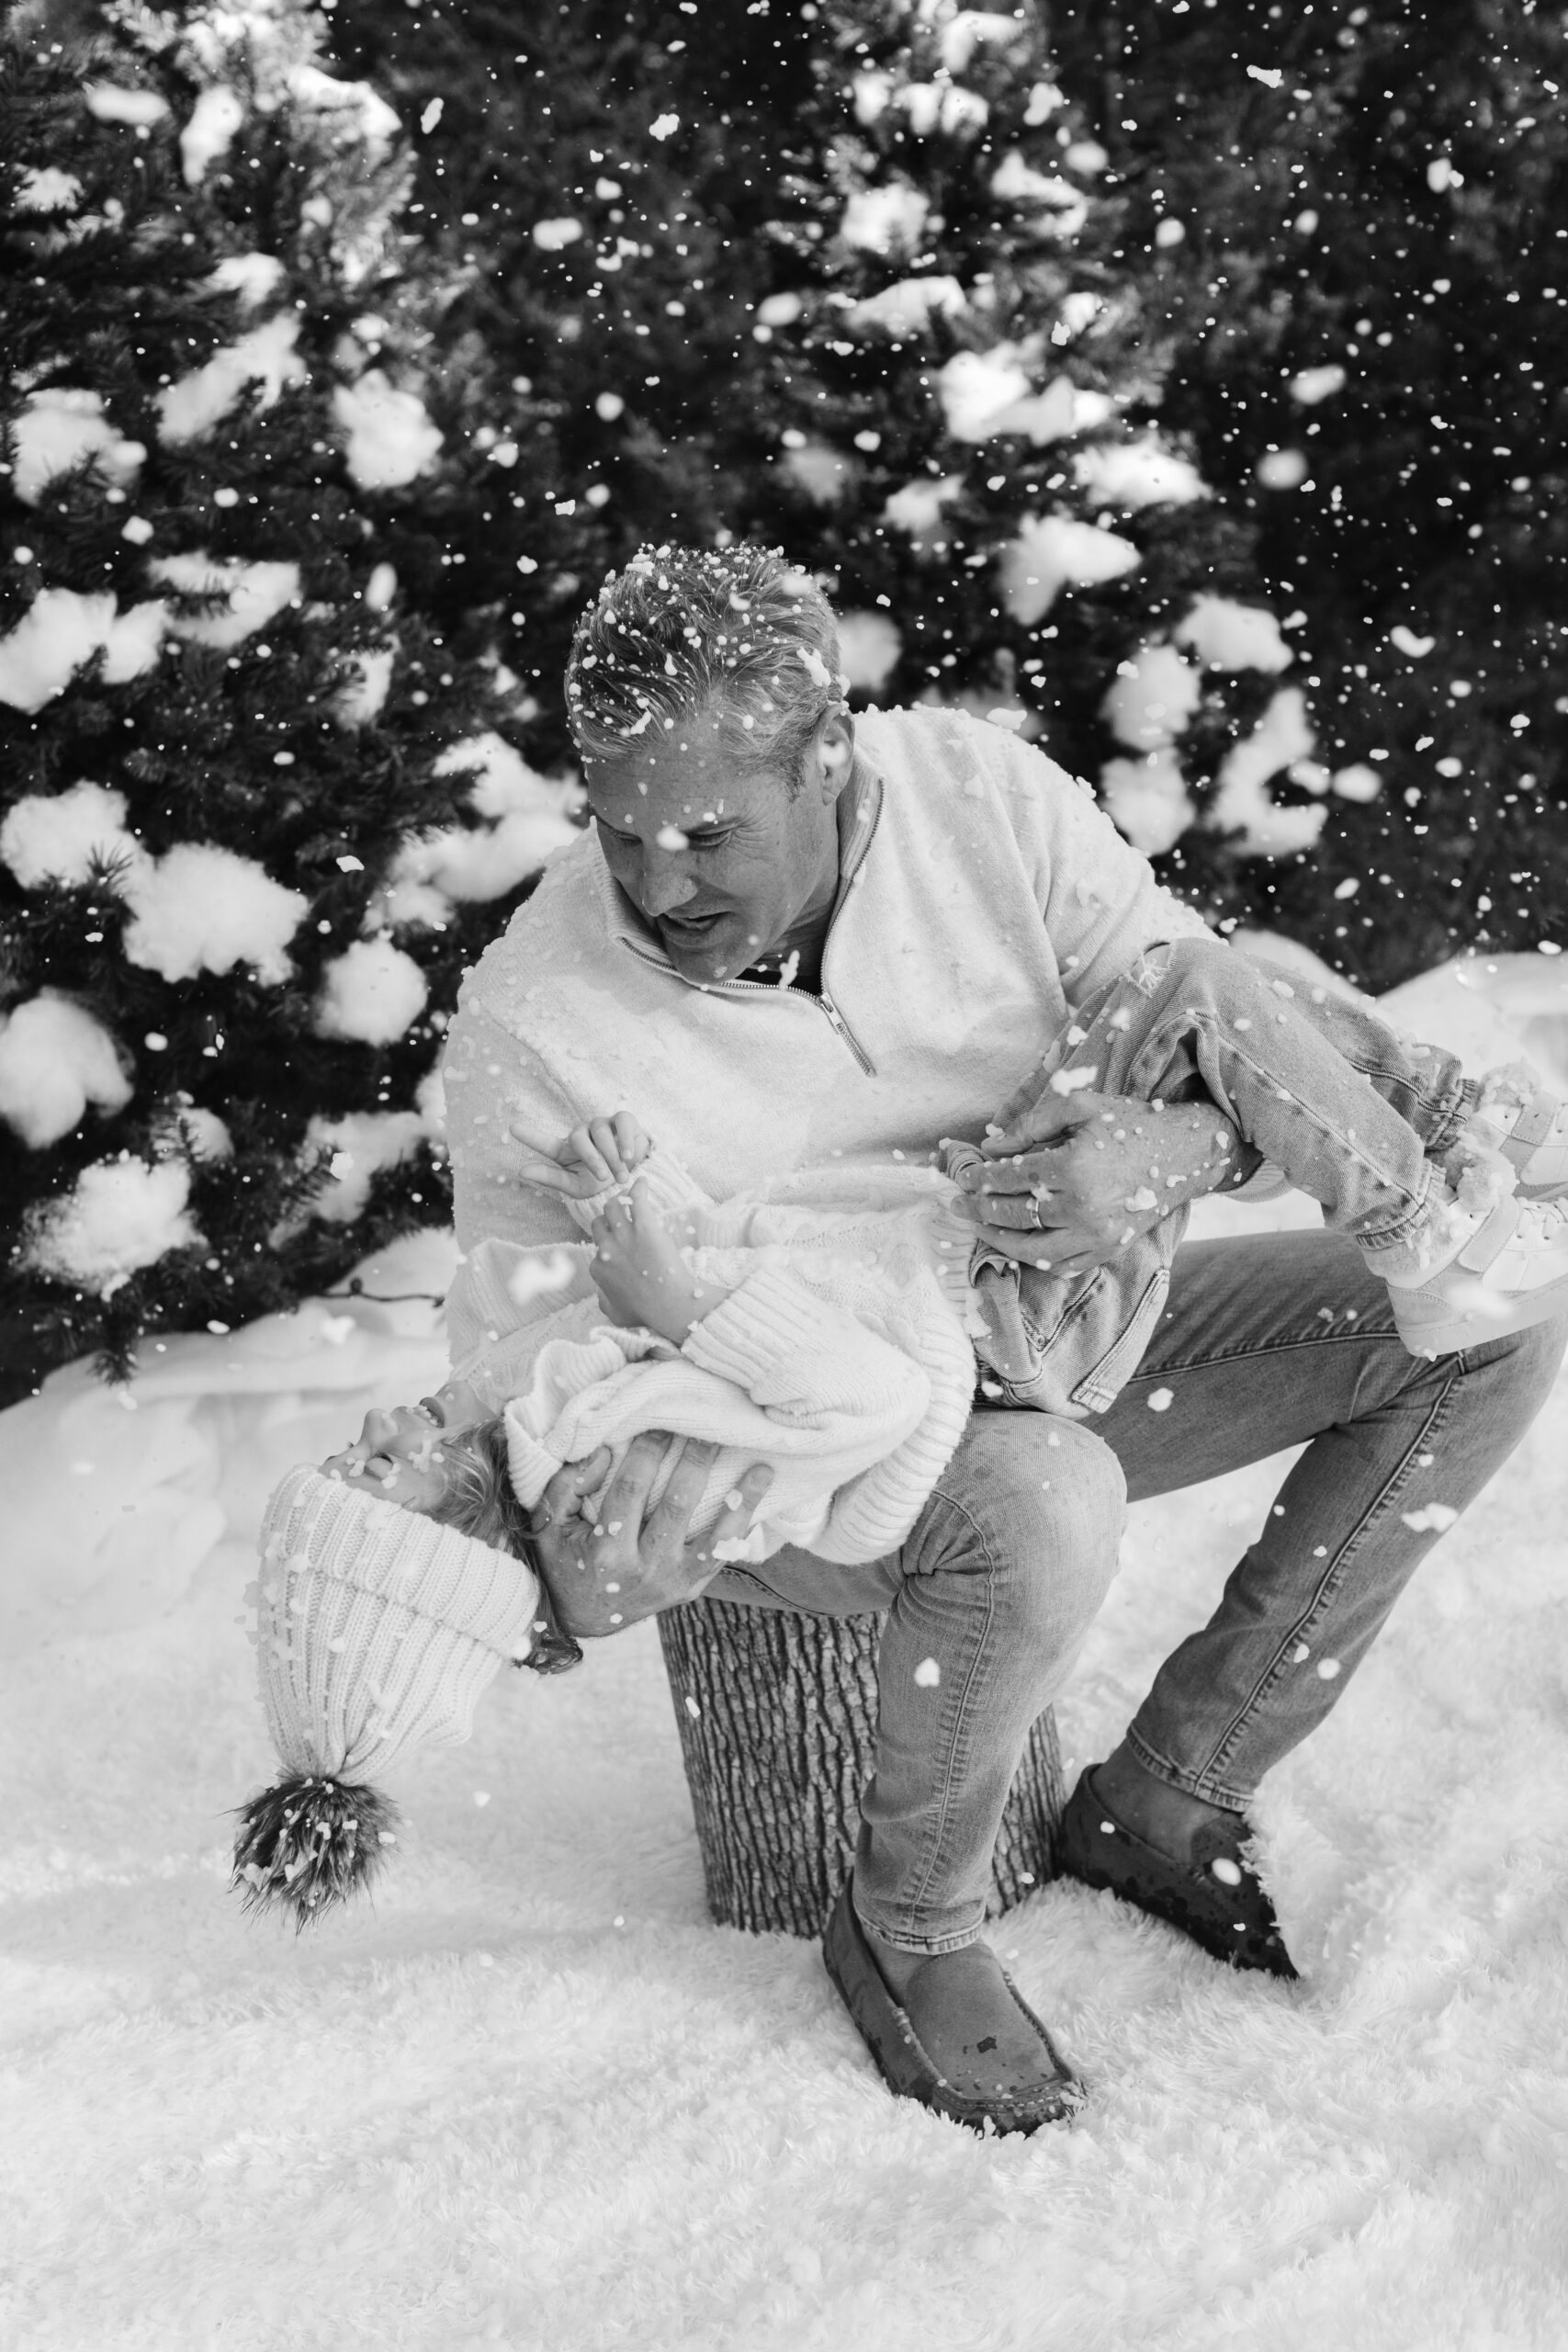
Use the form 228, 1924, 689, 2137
490, 1147, 982, 1566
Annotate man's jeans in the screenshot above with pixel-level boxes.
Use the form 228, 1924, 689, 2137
963, 938, 1484, 1419
704, 1230, 1565, 1954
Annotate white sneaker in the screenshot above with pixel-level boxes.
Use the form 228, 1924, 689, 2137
1382, 1193, 1568, 1357
1474, 1086, 1568, 1199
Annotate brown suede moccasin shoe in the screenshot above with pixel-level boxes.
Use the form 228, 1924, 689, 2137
1055, 1765, 1299, 1980
822, 1881, 1086, 2135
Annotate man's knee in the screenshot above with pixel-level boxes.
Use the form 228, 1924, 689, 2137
918, 1412, 1127, 1622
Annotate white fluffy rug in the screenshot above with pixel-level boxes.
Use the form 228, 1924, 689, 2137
3, 954, 1566, 2351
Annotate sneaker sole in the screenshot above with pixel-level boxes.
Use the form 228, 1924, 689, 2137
1391, 1272, 1568, 1357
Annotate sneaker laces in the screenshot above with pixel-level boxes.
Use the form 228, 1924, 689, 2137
1513, 1195, 1568, 1247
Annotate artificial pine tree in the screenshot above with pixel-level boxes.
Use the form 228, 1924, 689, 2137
0, 0, 576, 1402
327, 0, 1342, 930
328, 0, 827, 773
1046, 0, 1568, 987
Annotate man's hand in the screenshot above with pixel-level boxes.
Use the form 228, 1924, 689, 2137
530, 1434, 773, 1637
950, 1086, 1240, 1276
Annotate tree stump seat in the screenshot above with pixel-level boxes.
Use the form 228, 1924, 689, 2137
657, 1596, 1065, 1940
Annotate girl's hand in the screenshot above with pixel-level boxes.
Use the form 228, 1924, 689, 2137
590, 1179, 730, 1345
509, 1109, 653, 1200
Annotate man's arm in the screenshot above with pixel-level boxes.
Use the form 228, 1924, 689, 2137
954, 726, 1247, 1257
986, 723, 1213, 1012
441, 995, 585, 1367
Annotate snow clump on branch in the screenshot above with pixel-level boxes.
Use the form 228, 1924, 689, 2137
332, 371, 443, 490
20, 1158, 204, 1295
10, 390, 145, 503
0, 589, 166, 711
314, 938, 430, 1045
120, 845, 308, 985
0, 993, 132, 1150
147, 553, 300, 650
0, 780, 141, 889
155, 313, 307, 446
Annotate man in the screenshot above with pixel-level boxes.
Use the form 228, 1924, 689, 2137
440, 543, 1563, 2136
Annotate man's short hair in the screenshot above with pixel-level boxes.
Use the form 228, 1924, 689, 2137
565, 543, 846, 792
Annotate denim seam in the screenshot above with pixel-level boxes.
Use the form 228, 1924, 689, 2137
861, 1485, 1001, 1956
1126, 1358, 1463, 1808
1134, 1317, 1400, 1386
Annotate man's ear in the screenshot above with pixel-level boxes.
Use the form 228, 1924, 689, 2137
817, 711, 856, 804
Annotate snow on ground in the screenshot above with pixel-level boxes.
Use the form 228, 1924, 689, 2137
2, 956, 1567, 2351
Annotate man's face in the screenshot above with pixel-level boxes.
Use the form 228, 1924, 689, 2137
581, 713, 853, 983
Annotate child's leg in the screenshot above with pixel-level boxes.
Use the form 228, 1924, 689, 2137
1055, 940, 1568, 1355
1053, 939, 1459, 1254
959, 943, 1464, 1411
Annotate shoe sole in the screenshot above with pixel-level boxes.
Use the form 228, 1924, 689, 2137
821, 1884, 1084, 2135
1055, 1770, 1300, 1979
1390, 1269, 1568, 1358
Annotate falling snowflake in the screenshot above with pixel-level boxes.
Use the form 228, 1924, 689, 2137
913, 1657, 942, 1687
1401, 1503, 1459, 1534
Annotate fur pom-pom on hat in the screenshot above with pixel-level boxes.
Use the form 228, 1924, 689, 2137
233, 1463, 544, 1928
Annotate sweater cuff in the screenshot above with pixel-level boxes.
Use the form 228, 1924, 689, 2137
564, 1145, 711, 1234
502, 1399, 567, 1510
680, 1264, 836, 1392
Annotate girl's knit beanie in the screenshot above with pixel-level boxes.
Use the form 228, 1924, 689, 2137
232, 1462, 543, 1928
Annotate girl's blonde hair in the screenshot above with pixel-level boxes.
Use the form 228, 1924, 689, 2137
423, 1416, 534, 1558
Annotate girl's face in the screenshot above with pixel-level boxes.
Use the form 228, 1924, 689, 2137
321, 1380, 484, 1515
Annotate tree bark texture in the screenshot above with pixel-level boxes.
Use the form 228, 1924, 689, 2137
656, 1597, 1064, 1939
